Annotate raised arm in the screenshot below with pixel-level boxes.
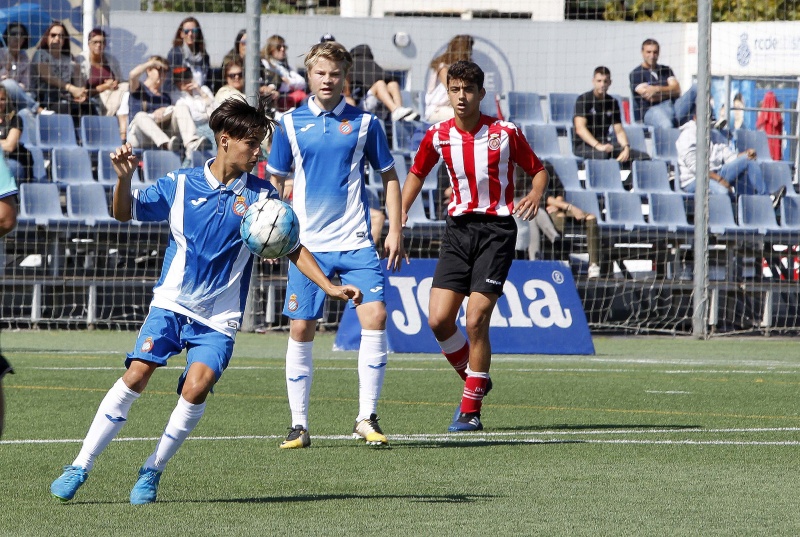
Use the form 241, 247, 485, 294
111, 143, 139, 221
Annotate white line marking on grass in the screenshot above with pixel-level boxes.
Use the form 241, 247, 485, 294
645, 390, 693, 394
6, 427, 800, 446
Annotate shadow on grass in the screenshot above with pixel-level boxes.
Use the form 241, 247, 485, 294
67, 493, 497, 506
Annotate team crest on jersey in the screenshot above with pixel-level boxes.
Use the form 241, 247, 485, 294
140, 337, 154, 353
488, 133, 501, 150
288, 294, 299, 312
339, 120, 353, 135
233, 196, 248, 216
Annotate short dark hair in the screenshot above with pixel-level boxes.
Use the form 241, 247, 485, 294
446, 60, 484, 90
594, 66, 611, 77
642, 38, 659, 50
3, 22, 29, 49
209, 94, 276, 143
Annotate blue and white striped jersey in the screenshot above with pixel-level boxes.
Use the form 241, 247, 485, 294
267, 96, 394, 252
132, 159, 278, 338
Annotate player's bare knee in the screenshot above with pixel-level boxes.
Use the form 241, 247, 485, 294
122, 361, 156, 393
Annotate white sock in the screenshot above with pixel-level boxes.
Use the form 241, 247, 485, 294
465, 366, 491, 379
73, 378, 140, 471
437, 330, 467, 354
357, 329, 388, 422
144, 396, 205, 472
286, 338, 314, 429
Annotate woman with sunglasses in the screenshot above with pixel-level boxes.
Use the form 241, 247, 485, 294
166, 17, 209, 93
261, 35, 307, 111
221, 29, 280, 106
31, 21, 96, 122
0, 23, 38, 112
214, 58, 246, 106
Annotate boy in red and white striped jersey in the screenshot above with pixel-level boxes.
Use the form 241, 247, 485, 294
402, 60, 548, 431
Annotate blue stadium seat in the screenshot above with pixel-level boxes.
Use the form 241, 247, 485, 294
80, 115, 123, 152
17, 183, 74, 225
648, 193, 692, 233
611, 94, 631, 124
391, 120, 430, 154
51, 147, 95, 184
97, 151, 141, 185
480, 91, 502, 118
544, 156, 582, 192
38, 113, 78, 150
564, 190, 601, 220
708, 194, 739, 235
524, 124, 562, 159
622, 124, 649, 155
632, 160, 673, 194
66, 183, 117, 225
781, 197, 800, 230
507, 91, 545, 127
760, 161, 796, 197
737, 194, 781, 234
548, 92, 579, 129
395, 153, 444, 229
142, 149, 182, 184
190, 149, 214, 168
603, 191, 648, 230
735, 129, 773, 162
652, 126, 680, 167
585, 159, 625, 192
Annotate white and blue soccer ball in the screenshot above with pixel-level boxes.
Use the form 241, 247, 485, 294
240, 198, 301, 259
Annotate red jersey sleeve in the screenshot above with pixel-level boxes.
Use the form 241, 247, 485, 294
409, 127, 441, 178
511, 126, 545, 177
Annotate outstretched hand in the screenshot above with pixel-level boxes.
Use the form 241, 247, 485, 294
110, 143, 139, 183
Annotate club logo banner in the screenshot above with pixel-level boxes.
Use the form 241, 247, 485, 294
335, 260, 594, 355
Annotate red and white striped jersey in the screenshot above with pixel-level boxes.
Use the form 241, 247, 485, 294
410, 114, 544, 217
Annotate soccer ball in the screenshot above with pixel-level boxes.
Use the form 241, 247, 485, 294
240, 198, 301, 259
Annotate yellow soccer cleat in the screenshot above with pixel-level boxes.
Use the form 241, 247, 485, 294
280, 425, 311, 449
352, 413, 388, 446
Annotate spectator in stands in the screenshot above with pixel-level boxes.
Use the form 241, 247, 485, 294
0, 155, 16, 439
50, 95, 361, 505
0, 23, 38, 112
78, 28, 125, 118
424, 35, 473, 123
172, 66, 216, 155
166, 17, 210, 92
215, 58, 246, 105
262, 35, 307, 111
0, 86, 32, 182
574, 66, 650, 164
629, 38, 697, 130
348, 44, 418, 122
403, 60, 548, 431
676, 115, 785, 207
757, 91, 783, 161
32, 21, 96, 122
222, 29, 280, 107
126, 56, 205, 157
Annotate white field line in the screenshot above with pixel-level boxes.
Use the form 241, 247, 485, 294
6, 427, 800, 446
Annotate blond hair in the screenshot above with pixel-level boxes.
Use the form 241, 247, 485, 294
303, 41, 352, 74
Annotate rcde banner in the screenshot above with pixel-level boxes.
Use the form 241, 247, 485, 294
334, 260, 594, 355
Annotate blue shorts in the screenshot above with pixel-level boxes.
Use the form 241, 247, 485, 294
126, 307, 234, 394
283, 247, 385, 320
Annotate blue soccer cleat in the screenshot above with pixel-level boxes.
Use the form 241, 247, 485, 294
130, 467, 163, 505
449, 411, 483, 432
51, 465, 88, 502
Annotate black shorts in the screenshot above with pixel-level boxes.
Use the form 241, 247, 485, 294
0, 353, 13, 379
433, 214, 517, 296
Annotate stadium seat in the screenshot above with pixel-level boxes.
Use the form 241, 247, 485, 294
545, 156, 583, 192
760, 161, 797, 197
547, 92, 579, 129
524, 124, 562, 159
97, 151, 142, 186
80, 116, 123, 152
603, 191, 648, 231
51, 147, 95, 184
507, 91, 545, 127
38, 113, 78, 150
391, 120, 430, 154
632, 160, 674, 194
585, 159, 626, 192
190, 149, 215, 168
142, 149, 182, 184
480, 91, 503, 118
652, 126, 680, 168
780, 197, 800, 230
708, 194, 740, 235
648, 193, 692, 233
611, 94, 631, 124
17, 183, 73, 225
737, 194, 781, 234
65, 183, 118, 226
735, 129, 773, 161
564, 190, 601, 220
395, 153, 443, 228
622, 124, 649, 155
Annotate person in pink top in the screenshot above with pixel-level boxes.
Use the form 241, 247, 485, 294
401, 60, 548, 432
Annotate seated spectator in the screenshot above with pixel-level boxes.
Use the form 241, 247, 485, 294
424, 35, 473, 123
0, 23, 38, 112
31, 21, 96, 122
78, 28, 125, 117
222, 29, 280, 106
262, 35, 307, 111
166, 17, 210, 92
348, 44, 417, 122
0, 86, 32, 182
573, 66, 650, 164
629, 38, 697, 130
676, 115, 785, 207
215, 59, 246, 106
172, 66, 216, 153
126, 56, 205, 158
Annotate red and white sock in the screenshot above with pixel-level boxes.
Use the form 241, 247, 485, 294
460, 367, 490, 414
436, 331, 469, 381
